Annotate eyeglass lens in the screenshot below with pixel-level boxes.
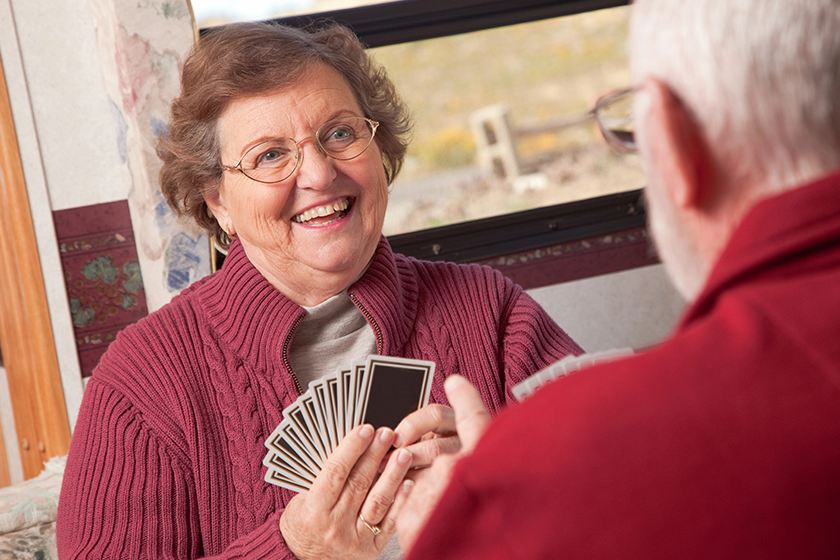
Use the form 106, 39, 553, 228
597, 90, 636, 152
239, 116, 376, 183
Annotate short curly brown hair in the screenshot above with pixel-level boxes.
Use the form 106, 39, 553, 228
157, 22, 412, 248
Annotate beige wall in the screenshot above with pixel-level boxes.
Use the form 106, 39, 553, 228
529, 264, 685, 354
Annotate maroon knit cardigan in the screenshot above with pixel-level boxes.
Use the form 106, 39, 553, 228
57, 236, 581, 559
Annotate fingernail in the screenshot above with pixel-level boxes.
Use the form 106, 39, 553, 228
393, 433, 404, 447
445, 375, 466, 389
380, 428, 394, 443
359, 424, 374, 439
402, 479, 414, 494
397, 449, 411, 465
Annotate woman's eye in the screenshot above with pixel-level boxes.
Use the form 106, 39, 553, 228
255, 145, 292, 167
262, 149, 282, 161
325, 126, 355, 143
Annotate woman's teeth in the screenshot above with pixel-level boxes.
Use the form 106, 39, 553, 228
293, 199, 350, 224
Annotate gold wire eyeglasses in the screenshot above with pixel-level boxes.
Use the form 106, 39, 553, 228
222, 116, 380, 184
590, 88, 636, 153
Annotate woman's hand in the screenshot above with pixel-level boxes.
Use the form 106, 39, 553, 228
279, 424, 414, 560
392, 403, 461, 468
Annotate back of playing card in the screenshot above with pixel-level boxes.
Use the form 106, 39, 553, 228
359, 355, 435, 430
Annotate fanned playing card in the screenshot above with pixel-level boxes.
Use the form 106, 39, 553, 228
263, 355, 435, 493
358, 355, 434, 430
511, 348, 634, 402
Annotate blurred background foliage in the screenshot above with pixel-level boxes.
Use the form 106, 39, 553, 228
371, 7, 631, 174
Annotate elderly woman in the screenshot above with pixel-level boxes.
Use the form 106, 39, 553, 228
56, 21, 581, 560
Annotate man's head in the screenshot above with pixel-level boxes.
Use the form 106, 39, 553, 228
628, 0, 840, 299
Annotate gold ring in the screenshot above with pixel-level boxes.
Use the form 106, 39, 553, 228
359, 513, 381, 536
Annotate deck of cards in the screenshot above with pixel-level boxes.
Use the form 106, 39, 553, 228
263, 354, 435, 493
511, 348, 634, 402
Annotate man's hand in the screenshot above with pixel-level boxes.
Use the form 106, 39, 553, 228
396, 375, 492, 553
391, 403, 459, 469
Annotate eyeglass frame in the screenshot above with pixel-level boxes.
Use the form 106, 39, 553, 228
589, 87, 637, 153
221, 116, 380, 184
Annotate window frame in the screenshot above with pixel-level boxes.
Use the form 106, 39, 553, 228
263, 0, 631, 48
387, 188, 645, 263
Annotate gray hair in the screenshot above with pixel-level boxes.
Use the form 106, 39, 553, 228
630, 0, 840, 191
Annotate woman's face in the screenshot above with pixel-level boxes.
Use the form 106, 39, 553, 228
205, 63, 389, 305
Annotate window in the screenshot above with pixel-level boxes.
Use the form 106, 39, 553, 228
370, 8, 641, 235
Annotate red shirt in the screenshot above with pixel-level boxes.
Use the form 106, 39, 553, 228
409, 171, 840, 559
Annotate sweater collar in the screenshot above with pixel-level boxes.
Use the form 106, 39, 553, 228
196, 236, 416, 374
681, 169, 840, 326
348, 236, 418, 356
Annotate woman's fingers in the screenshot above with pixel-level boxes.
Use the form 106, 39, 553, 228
393, 404, 456, 450
359, 445, 413, 529
393, 404, 456, 448
339, 427, 397, 506
373, 475, 415, 539
399, 434, 461, 468
307, 424, 376, 510
279, 377, 489, 560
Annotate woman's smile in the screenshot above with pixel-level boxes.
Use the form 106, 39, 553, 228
292, 196, 353, 225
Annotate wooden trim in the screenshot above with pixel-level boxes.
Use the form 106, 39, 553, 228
0, 377, 9, 487
0, 54, 71, 480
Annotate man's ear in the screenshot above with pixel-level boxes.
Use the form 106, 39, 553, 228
641, 78, 713, 210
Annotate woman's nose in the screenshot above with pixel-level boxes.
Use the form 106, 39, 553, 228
294, 138, 336, 191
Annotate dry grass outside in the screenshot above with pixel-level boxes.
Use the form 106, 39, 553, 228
383, 146, 644, 236
371, 7, 631, 175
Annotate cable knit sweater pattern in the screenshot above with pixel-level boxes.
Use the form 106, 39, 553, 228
57, 237, 581, 560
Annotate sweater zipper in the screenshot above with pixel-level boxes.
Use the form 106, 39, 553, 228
282, 314, 306, 394
349, 293, 383, 354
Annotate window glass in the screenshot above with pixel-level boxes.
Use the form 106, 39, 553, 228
376, 6, 642, 235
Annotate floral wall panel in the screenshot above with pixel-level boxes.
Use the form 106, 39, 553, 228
89, 0, 211, 312
54, 200, 148, 378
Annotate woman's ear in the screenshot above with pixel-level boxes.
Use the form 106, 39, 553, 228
203, 185, 234, 237
641, 78, 713, 211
